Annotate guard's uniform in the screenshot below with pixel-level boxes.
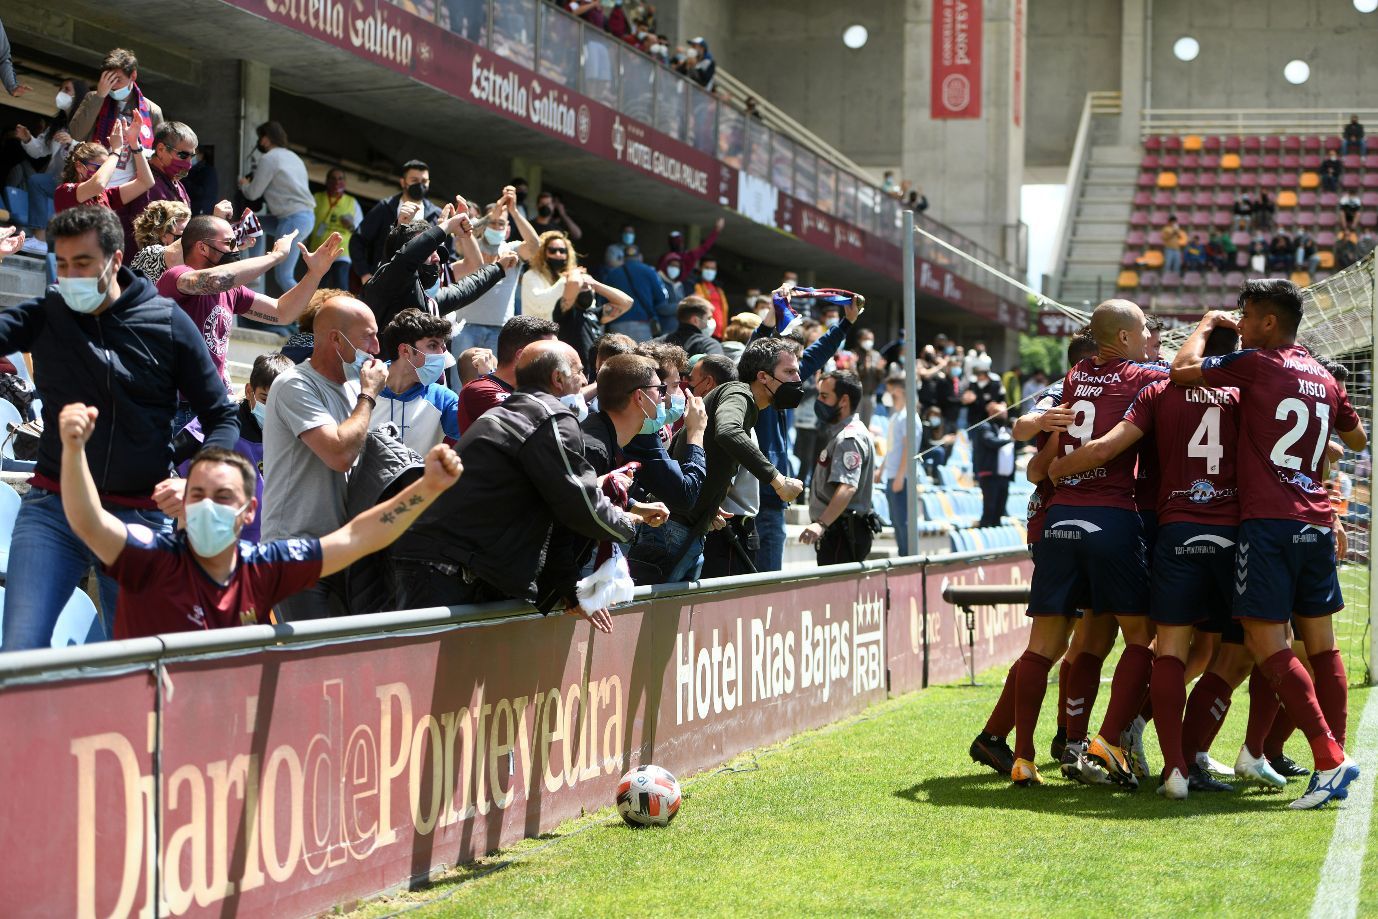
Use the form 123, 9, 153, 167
1124, 379, 1242, 640
1200, 345, 1359, 622
809, 414, 877, 565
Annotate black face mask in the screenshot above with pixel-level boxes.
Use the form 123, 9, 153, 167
209, 245, 243, 266
405, 181, 429, 200
546, 256, 567, 271
417, 263, 441, 289
814, 399, 841, 426
768, 376, 804, 410
538, 205, 553, 218
515, 189, 527, 204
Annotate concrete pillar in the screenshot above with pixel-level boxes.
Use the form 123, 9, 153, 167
900, 0, 1025, 266
1119, 0, 1146, 146
240, 60, 272, 185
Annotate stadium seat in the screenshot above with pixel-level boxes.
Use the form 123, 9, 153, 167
1318, 211, 1338, 228
0, 400, 22, 460
1262, 136, 1281, 152
1257, 172, 1280, 188
1224, 271, 1245, 287
1218, 172, 1238, 188
1203, 136, 1222, 152
1220, 153, 1241, 170
1152, 189, 1173, 206
1181, 271, 1203, 286
1261, 154, 1280, 169
1320, 192, 1339, 208
1282, 136, 1301, 153
1177, 173, 1198, 189
1126, 229, 1147, 246
1364, 174, 1378, 189
1141, 154, 1160, 170
1145, 136, 1163, 151
1243, 136, 1262, 152
1364, 211, 1378, 228
1223, 136, 1242, 153
1299, 191, 1318, 207
1319, 251, 1336, 268
1133, 190, 1153, 206
1300, 172, 1319, 189
1302, 136, 1322, 153
1212, 191, 1234, 207
1343, 154, 1361, 169
1192, 191, 1213, 207
1291, 271, 1311, 286
1237, 171, 1257, 186
1117, 270, 1139, 288
50, 589, 99, 647
1317, 231, 1336, 246
1240, 155, 1260, 170
1157, 172, 1178, 188
1275, 211, 1296, 228
1183, 135, 1202, 151
1279, 172, 1299, 187
0, 482, 18, 576
1140, 249, 1164, 267
1282, 154, 1301, 169
1164, 136, 1183, 151
1137, 172, 1156, 188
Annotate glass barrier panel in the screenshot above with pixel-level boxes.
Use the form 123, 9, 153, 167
856, 184, 878, 236
717, 103, 745, 170
838, 173, 857, 225
654, 71, 685, 140
816, 160, 837, 215
619, 45, 656, 123
770, 134, 794, 196
537, 3, 581, 86
687, 86, 717, 155
440, 0, 488, 43
581, 26, 620, 107
491, 0, 536, 69
794, 149, 817, 206
745, 118, 771, 180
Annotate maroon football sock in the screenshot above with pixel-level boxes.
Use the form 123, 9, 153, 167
983, 663, 1019, 737
1097, 643, 1155, 741
1064, 651, 1105, 743
1263, 706, 1296, 760
1181, 671, 1232, 759
1244, 666, 1280, 758
1309, 649, 1349, 748
1056, 659, 1071, 731
1012, 651, 1054, 762
1150, 655, 1188, 775
1138, 693, 1154, 725
1261, 648, 1344, 771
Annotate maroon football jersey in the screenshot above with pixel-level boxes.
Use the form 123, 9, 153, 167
1124, 380, 1241, 526
1050, 357, 1169, 511
1201, 344, 1359, 525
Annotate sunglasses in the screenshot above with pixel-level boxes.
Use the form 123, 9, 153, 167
546, 247, 568, 255
636, 384, 669, 397
163, 146, 196, 160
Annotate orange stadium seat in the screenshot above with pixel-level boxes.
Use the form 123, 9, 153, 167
1277, 190, 1298, 207
1319, 251, 1336, 269
1219, 153, 1241, 170
1117, 270, 1139, 288
1156, 172, 1178, 188
1300, 172, 1320, 189
1183, 135, 1203, 151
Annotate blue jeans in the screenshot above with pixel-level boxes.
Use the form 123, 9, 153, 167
324, 259, 351, 291
25, 172, 57, 233
1343, 138, 1367, 157
1, 488, 170, 650
755, 502, 786, 572
628, 517, 702, 583
1163, 247, 1182, 274
452, 322, 503, 354
886, 480, 911, 557
269, 209, 316, 294
606, 319, 655, 342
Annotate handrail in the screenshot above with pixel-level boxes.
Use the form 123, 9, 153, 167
1051, 92, 1097, 298
0, 546, 1028, 684
714, 68, 880, 189
1141, 107, 1378, 137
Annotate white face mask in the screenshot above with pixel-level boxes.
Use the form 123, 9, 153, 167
666, 265, 681, 280
55, 90, 74, 111
700, 268, 717, 283
705, 317, 717, 337
559, 392, 589, 421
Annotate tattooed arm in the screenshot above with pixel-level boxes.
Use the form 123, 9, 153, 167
318, 444, 463, 576
175, 230, 303, 297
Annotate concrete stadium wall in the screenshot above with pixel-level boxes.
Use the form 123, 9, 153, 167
0, 551, 1031, 919
1146, 0, 1378, 111
1026, 0, 1123, 168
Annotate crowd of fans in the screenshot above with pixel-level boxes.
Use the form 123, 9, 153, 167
0, 44, 1009, 652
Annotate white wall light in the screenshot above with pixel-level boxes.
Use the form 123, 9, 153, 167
843, 25, 869, 49
1283, 60, 1311, 84
1172, 37, 1200, 61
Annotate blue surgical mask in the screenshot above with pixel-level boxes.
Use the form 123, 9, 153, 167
337, 331, 369, 380
559, 392, 589, 421
110, 83, 133, 102
411, 349, 447, 387
57, 256, 114, 314
638, 392, 669, 435
665, 392, 686, 424
184, 498, 246, 557
621, 231, 636, 246
250, 401, 267, 429
700, 268, 717, 283
483, 227, 506, 247
666, 265, 681, 280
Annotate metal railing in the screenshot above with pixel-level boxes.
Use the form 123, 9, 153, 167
0, 547, 1027, 685
392, 0, 1021, 291
1052, 91, 1121, 300
1141, 108, 1378, 137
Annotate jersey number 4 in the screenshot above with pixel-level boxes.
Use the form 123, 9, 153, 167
1187, 406, 1223, 474
1270, 398, 1330, 470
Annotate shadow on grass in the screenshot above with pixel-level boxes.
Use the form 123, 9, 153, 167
895, 772, 1293, 820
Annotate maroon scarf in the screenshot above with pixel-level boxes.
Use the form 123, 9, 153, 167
90, 82, 154, 154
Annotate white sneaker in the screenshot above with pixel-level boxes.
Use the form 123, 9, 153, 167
1234, 745, 1287, 790
1156, 767, 1189, 800
1120, 715, 1153, 781
1289, 757, 1360, 810
1195, 751, 1234, 777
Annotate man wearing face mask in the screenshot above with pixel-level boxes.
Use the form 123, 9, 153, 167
0, 206, 238, 650
800, 370, 877, 565
854, 328, 887, 425
363, 198, 507, 332
449, 186, 540, 355
623, 341, 708, 522
113, 121, 196, 254
372, 309, 460, 455
652, 296, 723, 358
530, 190, 582, 241
239, 122, 315, 297
171, 352, 295, 545
693, 256, 728, 340
389, 342, 665, 630
631, 337, 805, 583
604, 242, 669, 343
59, 405, 463, 640
604, 223, 638, 271
657, 253, 687, 331
69, 49, 164, 186
656, 219, 724, 277
310, 169, 363, 290
351, 159, 444, 283
260, 290, 388, 620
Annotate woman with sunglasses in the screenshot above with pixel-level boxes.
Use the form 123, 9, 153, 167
523, 230, 632, 368
52, 120, 155, 217
128, 199, 191, 283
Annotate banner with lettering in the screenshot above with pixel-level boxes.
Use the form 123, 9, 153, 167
931, 0, 983, 119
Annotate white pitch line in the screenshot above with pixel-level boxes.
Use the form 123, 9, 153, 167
1310, 688, 1378, 919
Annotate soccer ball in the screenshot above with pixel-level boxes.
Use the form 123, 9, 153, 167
616, 764, 682, 827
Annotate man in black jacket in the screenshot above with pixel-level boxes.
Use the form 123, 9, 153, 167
361, 203, 506, 331
0, 206, 239, 649
387, 341, 665, 626
972, 400, 1014, 528
653, 296, 724, 358
350, 159, 444, 282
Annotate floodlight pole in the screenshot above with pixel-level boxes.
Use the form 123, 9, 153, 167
903, 210, 921, 559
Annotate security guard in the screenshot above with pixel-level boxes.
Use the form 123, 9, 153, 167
800, 370, 878, 565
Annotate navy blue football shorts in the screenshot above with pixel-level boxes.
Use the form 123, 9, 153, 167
1151, 522, 1241, 641
1028, 505, 1147, 617
1233, 519, 1344, 623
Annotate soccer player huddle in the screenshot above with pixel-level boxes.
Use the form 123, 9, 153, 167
968, 279, 1366, 809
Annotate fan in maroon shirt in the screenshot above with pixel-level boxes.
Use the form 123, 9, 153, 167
1051, 326, 1253, 797
58, 402, 464, 641
1172, 279, 1367, 809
